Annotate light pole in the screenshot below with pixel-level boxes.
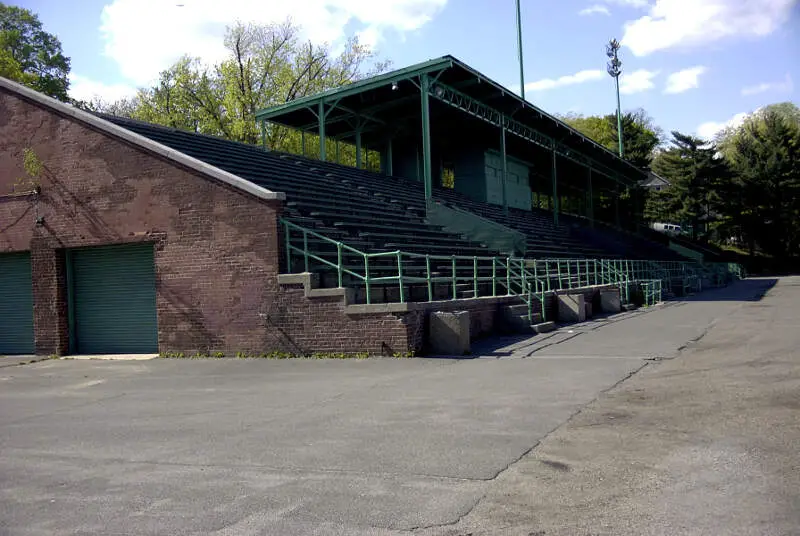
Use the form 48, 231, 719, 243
516, 0, 525, 100
606, 39, 623, 158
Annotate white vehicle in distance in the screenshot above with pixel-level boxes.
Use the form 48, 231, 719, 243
651, 222, 682, 236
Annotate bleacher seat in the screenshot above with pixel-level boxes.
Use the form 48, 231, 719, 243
104, 115, 690, 301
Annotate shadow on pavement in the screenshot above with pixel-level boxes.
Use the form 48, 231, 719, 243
675, 278, 778, 303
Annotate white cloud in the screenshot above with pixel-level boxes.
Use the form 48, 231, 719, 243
99, 0, 447, 86
621, 0, 796, 56
697, 111, 749, 139
68, 74, 137, 102
619, 69, 659, 94
664, 66, 706, 94
579, 5, 611, 16
604, 0, 649, 7
525, 69, 605, 92
741, 73, 794, 96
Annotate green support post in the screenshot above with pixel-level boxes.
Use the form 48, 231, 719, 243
492, 259, 497, 297
506, 258, 511, 295
386, 138, 393, 176
451, 256, 457, 299
303, 230, 309, 272
615, 75, 624, 158
551, 149, 559, 226
587, 168, 594, 227
260, 120, 267, 150
501, 126, 509, 215
318, 100, 326, 161
473, 256, 478, 297
337, 242, 343, 288
364, 256, 371, 304
420, 74, 433, 200
426, 255, 432, 301
284, 222, 291, 271
355, 128, 362, 169
397, 251, 405, 303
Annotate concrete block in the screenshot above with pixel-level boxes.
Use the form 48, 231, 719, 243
600, 290, 621, 314
557, 293, 586, 323
429, 311, 470, 355
532, 321, 556, 333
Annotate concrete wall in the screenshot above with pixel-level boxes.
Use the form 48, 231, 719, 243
485, 150, 531, 210
453, 147, 487, 202
0, 88, 283, 356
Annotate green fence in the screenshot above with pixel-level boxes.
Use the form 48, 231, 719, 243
281, 219, 744, 322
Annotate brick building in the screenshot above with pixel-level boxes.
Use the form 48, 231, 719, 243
0, 77, 498, 357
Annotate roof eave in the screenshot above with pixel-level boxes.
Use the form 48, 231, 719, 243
255, 56, 454, 121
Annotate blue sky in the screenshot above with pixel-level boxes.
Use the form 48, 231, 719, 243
16, 0, 800, 140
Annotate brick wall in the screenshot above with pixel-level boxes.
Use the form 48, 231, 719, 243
0, 89, 282, 355
265, 281, 419, 355
269, 276, 523, 355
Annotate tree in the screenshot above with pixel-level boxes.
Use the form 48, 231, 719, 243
715, 102, 800, 160
560, 108, 662, 169
726, 110, 800, 257
0, 3, 70, 101
651, 131, 730, 241
100, 20, 389, 150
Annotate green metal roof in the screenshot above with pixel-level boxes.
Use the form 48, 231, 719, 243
255, 55, 646, 182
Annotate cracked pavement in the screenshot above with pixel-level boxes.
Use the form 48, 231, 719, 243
0, 278, 792, 535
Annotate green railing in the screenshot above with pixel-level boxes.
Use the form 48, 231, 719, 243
283, 219, 547, 319
641, 279, 663, 307
281, 218, 744, 319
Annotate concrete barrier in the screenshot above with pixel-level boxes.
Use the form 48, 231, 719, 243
558, 293, 586, 323
600, 289, 621, 313
429, 311, 470, 355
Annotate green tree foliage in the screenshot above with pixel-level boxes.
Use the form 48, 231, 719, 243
560, 108, 662, 169
715, 102, 800, 160
0, 3, 70, 101
724, 110, 800, 257
96, 20, 389, 153
650, 131, 730, 241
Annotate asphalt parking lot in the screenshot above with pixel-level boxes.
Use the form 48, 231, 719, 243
1, 278, 792, 535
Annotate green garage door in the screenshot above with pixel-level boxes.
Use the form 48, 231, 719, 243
0, 252, 35, 354
70, 243, 158, 354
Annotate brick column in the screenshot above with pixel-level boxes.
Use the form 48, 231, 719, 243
30, 236, 69, 355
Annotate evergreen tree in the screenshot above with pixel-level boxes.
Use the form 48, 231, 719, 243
727, 111, 800, 257
651, 132, 729, 241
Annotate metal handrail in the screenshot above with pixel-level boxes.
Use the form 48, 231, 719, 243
281, 218, 744, 313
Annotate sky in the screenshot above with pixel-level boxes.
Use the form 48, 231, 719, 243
15, 0, 800, 141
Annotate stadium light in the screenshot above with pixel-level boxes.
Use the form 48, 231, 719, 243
606, 38, 624, 158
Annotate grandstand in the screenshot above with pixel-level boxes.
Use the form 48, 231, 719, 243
0, 58, 743, 357
105, 55, 738, 315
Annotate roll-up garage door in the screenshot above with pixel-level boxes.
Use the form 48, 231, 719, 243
0, 252, 35, 354
70, 243, 158, 354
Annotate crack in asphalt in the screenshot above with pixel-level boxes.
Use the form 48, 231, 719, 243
406, 359, 652, 533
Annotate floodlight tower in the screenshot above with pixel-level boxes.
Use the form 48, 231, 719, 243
516, 0, 525, 100
606, 39, 624, 158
